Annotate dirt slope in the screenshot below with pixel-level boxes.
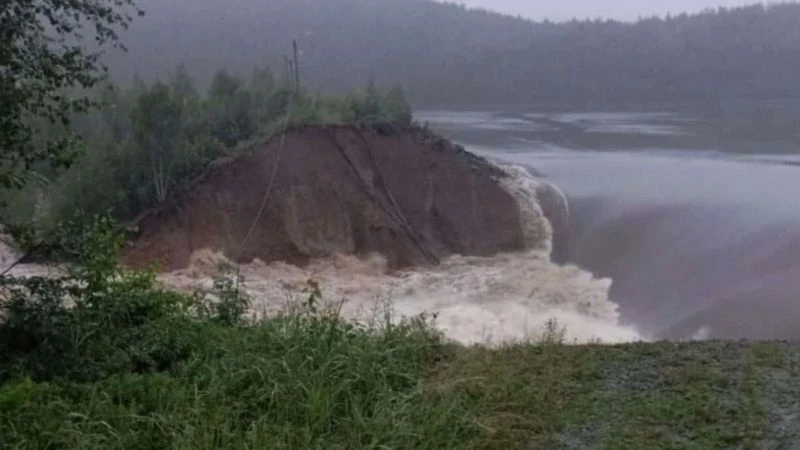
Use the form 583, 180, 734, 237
123, 126, 532, 271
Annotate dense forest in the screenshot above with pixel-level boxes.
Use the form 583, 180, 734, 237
2, 66, 413, 242
105, 0, 800, 108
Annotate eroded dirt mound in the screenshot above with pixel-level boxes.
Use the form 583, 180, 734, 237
123, 126, 531, 271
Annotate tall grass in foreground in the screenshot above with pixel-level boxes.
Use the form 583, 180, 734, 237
0, 217, 786, 449
0, 217, 475, 449
0, 315, 472, 449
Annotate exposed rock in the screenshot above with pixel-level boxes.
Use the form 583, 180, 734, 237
122, 125, 547, 271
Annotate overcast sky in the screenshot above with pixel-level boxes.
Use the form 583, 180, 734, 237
454, 0, 764, 21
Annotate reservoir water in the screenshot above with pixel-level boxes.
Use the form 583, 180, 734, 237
420, 108, 800, 340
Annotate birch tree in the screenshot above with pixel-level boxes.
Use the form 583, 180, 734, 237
131, 82, 183, 202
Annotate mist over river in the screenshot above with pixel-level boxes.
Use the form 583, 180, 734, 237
419, 108, 800, 341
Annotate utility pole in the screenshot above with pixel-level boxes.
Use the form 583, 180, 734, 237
283, 54, 293, 88
292, 39, 301, 94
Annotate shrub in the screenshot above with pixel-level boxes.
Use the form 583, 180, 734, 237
190, 263, 252, 327
0, 215, 200, 383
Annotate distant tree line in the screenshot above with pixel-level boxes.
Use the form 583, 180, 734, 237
103, 1, 800, 108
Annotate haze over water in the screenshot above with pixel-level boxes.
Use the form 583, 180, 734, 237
419, 108, 800, 341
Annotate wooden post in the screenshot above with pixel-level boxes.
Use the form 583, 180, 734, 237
292, 39, 300, 93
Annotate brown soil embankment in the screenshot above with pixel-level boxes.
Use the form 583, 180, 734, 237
123, 126, 536, 271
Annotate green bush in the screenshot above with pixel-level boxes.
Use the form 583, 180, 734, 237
0, 216, 201, 383
191, 264, 252, 327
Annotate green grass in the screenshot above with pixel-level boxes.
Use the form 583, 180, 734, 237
1, 223, 797, 449
3, 315, 800, 449
1, 315, 451, 449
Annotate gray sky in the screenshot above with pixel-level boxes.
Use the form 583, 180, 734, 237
454, 0, 763, 21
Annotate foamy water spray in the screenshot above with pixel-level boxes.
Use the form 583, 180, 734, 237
163, 165, 643, 345
0, 239, 62, 278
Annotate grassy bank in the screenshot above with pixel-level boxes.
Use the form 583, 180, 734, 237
3, 318, 800, 449
2, 222, 799, 449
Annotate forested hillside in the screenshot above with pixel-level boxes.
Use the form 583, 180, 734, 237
1, 68, 413, 242
106, 0, 800, 107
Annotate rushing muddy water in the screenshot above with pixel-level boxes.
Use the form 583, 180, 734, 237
420, 108, 800, 341
6, 108, 799, 344
161, 163, 642, 345
0, 159, 643, 345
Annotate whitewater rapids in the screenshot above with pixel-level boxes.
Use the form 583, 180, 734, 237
161, 165, 643, 345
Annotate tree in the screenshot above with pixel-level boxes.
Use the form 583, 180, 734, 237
131, 82, 183, 202
0, 0, 142, 192
362, 78, 381, 118
383, 85, 413, 126
96, 82, 134, 142
170, 64, 198, 106
348, 78, 383, 124
250, 66, 277, 124
207, 70, 254, 146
